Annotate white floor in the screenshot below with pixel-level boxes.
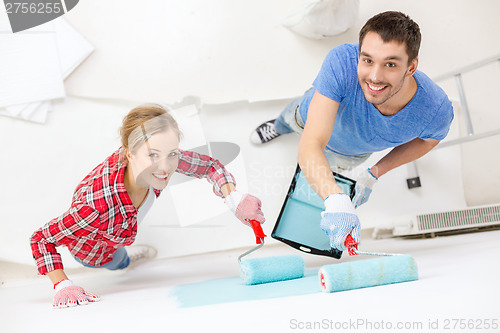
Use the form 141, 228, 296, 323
2, 229, 499, 333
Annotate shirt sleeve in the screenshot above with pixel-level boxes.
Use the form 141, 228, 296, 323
419, 99, 455, 141
312, 44, 353, 103
175, 149, 236, 197
30, 203, 100, 275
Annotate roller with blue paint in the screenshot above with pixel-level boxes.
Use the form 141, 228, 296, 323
319, 235, 419, 292
238, 220, 305, 285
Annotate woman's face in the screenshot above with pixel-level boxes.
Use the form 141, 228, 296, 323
127, 130, 179, 190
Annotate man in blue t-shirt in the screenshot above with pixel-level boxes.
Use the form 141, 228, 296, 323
251, 11, 454, 251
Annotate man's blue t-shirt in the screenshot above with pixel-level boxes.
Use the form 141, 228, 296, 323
298, 43, 454, 157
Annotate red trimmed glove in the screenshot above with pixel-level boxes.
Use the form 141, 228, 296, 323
53, 279, 100, 309
225, 191, 266, 226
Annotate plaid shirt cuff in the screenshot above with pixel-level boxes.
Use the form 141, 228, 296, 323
212, 163, 236, 197
36, 252, 64, 275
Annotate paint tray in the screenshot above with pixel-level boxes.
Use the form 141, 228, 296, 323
271, 164, 356, 259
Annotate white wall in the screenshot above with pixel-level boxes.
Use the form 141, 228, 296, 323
1, 0, 499, 266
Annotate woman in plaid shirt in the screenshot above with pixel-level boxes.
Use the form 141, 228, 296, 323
30, 104, 265, 308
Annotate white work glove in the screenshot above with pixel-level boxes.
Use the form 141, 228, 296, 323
352, 168, 378, 208
53, 279, 100, 309
320, 193, 361, 251
225, 190, 266, 226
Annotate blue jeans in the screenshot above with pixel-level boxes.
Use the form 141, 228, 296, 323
274, 93, 307, 135
274, 89, 371, 173
73, 246, 130, 270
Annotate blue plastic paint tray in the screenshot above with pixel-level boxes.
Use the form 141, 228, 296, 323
271, 164, 356, 259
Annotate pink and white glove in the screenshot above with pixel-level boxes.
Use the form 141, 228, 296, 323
53, 279, 100, 309
224, 191, 265, 226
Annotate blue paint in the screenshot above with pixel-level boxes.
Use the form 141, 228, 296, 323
273, 171, 354, 253
170, 269, 321, 308
290, 171, 354, 207
274, 197, 330, 251
289, 172, 326, 209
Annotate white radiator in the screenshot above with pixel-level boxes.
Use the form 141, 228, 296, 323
392, 203, 500, 237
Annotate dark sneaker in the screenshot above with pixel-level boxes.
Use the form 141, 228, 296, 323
250, 119, 281, 144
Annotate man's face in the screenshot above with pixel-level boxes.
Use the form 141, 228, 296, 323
357, 31, 416, 108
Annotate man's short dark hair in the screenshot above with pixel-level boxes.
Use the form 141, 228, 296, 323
359, 11, 421, 64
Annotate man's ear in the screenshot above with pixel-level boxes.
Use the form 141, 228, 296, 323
407, 57, 418, 76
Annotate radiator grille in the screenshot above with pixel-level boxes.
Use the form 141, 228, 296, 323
417, 204, 500, 232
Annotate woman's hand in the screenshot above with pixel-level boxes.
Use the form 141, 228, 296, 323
53, 279, 100, 309
224, 190, 265, 226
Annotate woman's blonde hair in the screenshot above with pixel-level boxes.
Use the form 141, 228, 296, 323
120, 103, 181, 154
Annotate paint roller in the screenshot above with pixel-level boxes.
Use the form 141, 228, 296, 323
238, 220, 305, 285
319, 235, 419, 293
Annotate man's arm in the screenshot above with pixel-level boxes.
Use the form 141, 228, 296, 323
298, 90, 342, 200
370, 137, 440, 178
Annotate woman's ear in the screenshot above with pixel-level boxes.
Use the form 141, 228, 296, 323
125, 149, 133, 162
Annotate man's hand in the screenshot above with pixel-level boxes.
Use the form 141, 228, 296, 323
352, 168, 378, 208
320, 193, 360, 251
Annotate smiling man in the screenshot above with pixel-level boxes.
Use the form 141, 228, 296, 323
251, 11, 453, 251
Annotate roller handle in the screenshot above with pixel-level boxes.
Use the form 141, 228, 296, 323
248, 219, 266, 244
345, 234, 359, 256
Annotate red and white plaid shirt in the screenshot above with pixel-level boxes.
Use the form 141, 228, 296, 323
31, 148, 235, 275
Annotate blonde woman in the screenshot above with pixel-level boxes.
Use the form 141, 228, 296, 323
30, 104, 265, 308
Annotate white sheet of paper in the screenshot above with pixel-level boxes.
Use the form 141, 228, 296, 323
0, 32, 65, 108
166, 104, 251, 227
169, 177, 227, 227
169, 153, 247, 227
19, 101, 52, 123
0, 19, 93, 122
0, 101, 51, 123
53, 18, 94, 79
1, 103, 26, 117
3, 101, 48, 117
